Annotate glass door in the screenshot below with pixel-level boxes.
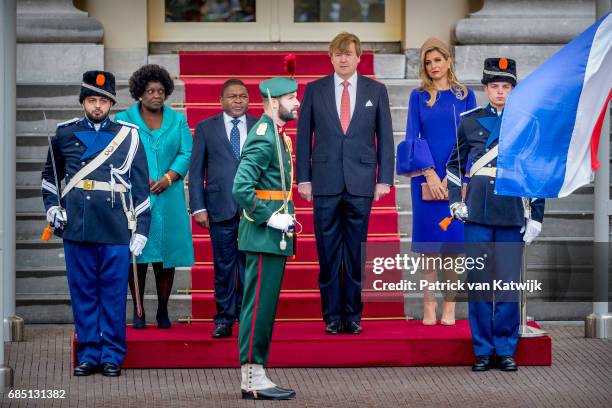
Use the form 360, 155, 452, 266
279, 0, 402, 42
148, 0, 277, 42
148, 0, 402, 43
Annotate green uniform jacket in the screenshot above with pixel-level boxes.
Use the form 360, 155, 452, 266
232, 114, 295, 256
114, 104, 195, 268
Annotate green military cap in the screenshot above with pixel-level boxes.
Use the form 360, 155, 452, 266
259, 77, 298, 97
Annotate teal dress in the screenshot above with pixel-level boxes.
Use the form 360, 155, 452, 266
115, 104, 195, 268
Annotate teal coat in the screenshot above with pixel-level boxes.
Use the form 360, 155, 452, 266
115, 104, 194, 268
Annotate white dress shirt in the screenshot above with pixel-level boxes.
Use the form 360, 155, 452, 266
334, 71, 357, 121
223, 112, 248, 151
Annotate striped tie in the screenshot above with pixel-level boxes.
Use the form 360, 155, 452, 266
340, 80, 351, 134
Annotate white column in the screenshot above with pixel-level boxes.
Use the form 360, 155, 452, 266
1, 0, 16, 391
454, 0, 596, 82
3, 0, 22, 343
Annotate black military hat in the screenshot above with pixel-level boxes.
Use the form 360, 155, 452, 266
481, 58, 517, 86
79, 70, 117, 104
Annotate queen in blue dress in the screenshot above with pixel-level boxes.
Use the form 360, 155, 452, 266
397, 38, 476, 325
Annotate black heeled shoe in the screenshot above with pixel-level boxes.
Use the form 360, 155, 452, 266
156, 307, 172, 329
132, 309, 146, 329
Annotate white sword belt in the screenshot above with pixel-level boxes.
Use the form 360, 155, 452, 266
75, 179, 128, 193
471, 167, 497, 178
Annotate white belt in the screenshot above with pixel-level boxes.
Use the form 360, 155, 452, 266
472, 167, 497, 178
75, 179, 128, 193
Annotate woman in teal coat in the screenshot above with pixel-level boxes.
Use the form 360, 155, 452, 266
116, 64, 194, 329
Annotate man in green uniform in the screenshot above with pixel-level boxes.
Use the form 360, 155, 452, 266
232, 77, 300, 400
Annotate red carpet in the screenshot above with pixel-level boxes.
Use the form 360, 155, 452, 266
72, 51, 552, 368
72, 321, 551, 368
179, 51, 374, 77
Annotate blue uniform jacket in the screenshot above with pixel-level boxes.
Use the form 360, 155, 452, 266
41, 117, 151, 244
446, 105, 545, 227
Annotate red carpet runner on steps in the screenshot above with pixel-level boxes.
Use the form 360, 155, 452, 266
72, 51, 551, 367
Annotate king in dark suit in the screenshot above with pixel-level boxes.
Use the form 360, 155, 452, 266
296, 32, 395, 334
188, 79, 258, 338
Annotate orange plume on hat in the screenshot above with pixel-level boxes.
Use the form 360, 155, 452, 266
498, 58, 509, 70
95, 73, 106, 86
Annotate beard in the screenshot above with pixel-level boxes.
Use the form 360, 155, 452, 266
278, 103, 297, 123
84, 109, 110, 124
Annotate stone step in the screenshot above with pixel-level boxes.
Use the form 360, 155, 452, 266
16, 81, 185, 109
382, 80, 491, 109
15, 265, 191, 296
397, 210, 602, 238
16, 107, 187, 133
399, 237, 603, 267
16, 235, 601, 270
16, 294, 191, 324
394, 183, 600, 213
403, 300, 593, 322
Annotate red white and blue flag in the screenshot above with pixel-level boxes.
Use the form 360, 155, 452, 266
495, 12, 612, 198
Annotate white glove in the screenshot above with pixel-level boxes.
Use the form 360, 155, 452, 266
266, 213, 294, 232
521, 220, 542, 244
450, 202, 468, 222
46, 206, 67, 229
129, 234, 148, 256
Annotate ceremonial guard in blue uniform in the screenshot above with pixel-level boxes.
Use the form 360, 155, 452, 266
446, 59, 545, 372
41, 71, 151, 377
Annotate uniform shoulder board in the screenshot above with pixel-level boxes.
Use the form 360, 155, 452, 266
256, 122, 268, 136
116, 119, 139, 129
56, 117, 79, 128
460, 106, 483, 117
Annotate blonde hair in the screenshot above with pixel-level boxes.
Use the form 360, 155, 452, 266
329, 32, 362, 57
419, 41, 468, 108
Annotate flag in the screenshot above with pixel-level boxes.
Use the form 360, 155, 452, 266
495, 12, 612, 198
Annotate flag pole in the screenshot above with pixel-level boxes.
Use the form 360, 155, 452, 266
519, 245, 547, 337
585, 0, 612, 339
0, 0, 16, 391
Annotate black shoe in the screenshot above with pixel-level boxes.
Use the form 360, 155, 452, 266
156, 310, 172, 329
325, 321, 342, 335
73, 362, 98, 377
344, 321, 362, 334
101, 363, 121, 377
212, 323, 232, 338
472, 355, 493, 372
497, 356, 518, 371
132, 310, 146, 329
242, 387, 296, 400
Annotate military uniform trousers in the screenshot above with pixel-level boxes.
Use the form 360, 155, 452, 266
464, 222, 523, 357
64, 239, 130, 366
238, 251, 287, 365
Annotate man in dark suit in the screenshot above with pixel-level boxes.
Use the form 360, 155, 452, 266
296, 32, 394, 335
189, 79, 258, 338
